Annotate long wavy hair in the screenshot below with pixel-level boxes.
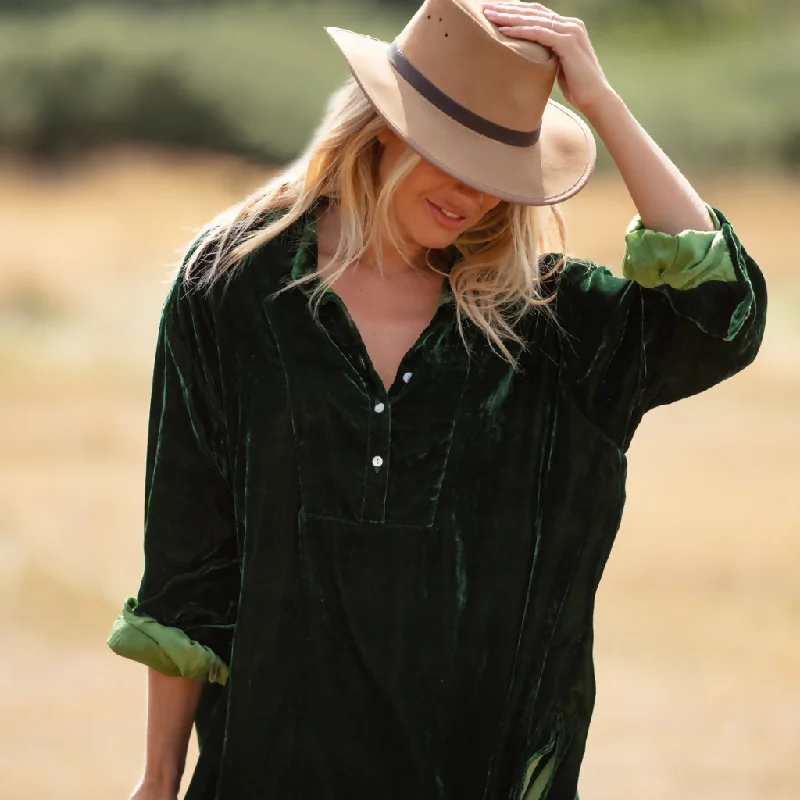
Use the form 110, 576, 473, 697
183, 77, 567, 364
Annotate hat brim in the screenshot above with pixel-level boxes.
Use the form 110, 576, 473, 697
326, 26, 597, 206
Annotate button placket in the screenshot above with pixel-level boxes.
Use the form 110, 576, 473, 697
362, 393, 391, 523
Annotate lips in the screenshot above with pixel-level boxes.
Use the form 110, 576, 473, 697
426, 199, 470, 230
430, 200, 469, 220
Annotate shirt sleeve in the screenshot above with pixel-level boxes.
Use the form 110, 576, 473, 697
107, 243, 239, 685
554, 206, 767, 450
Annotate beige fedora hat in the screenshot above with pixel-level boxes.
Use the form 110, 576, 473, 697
326, 0, 596, 206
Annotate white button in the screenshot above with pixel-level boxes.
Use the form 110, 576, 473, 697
402, 372, 413, 384
372, 455, 383, 468
374, 402, 385, 414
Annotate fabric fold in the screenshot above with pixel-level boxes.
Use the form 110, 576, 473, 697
622, 206, 731, 289
622, 205, 755, 342
107, 597, 229, 685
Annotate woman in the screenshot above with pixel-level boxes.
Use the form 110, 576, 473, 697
108, 1, 767, 798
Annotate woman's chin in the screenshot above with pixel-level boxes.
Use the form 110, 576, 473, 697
413, 227, 460, 251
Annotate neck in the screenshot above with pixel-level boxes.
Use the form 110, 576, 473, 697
365, 238, 427, 275
316, 202, 430, 276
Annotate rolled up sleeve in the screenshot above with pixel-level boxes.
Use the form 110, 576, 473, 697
622, 205, 755, 341
108, 597, 229, 685
556, 205, 766, 449
107, 248, 239, 683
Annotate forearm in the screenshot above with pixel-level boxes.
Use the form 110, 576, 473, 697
139, 669, 203, 794
482, 4, 714, 234
584, 90, 714, 235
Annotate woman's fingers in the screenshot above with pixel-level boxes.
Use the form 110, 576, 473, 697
484, 9, 575, 36
483, 8, 551, 24
482, 3, 587, 30
484, 2, 610, 115
495, 24, 570, 51
482, 4, 556, 19
482, 2, 560, 23
482, 1, 558, 14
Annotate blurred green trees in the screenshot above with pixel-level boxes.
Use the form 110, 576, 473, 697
0, 0, 783, 25
1, 0, 798, 170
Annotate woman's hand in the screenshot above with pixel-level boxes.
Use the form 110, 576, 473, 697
481, 2, 615, 118
484, 1, 714, 235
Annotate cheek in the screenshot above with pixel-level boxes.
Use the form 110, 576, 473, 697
482, 197, 503, 216
393, 173, 434, 227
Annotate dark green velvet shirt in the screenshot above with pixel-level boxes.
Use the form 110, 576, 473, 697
109, 205, 765, 799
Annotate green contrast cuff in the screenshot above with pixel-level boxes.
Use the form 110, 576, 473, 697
622, 206, 736, 290
107, 597, 229, 685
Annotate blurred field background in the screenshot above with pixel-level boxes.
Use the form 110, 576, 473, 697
0, 0, 798, 798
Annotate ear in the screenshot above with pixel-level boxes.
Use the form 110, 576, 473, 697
376, 129, 391, 147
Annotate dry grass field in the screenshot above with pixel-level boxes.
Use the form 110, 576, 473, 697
0, 149, 797, 799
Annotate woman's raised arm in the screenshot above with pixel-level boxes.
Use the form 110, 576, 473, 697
482, 1, 715, 235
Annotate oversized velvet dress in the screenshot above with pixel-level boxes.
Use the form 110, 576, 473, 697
108, 203, 766, 799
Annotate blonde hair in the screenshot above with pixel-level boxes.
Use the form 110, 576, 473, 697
183, 77, 567, 364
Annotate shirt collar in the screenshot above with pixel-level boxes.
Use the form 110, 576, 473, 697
289, 201, 459, 310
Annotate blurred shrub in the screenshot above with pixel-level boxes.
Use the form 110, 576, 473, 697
1, 51, 254, 159
0, 2, 405, 163
0, 0, 798, 170
0, 0, 786, 28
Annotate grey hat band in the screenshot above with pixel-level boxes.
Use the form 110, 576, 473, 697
387, 42, 542, 148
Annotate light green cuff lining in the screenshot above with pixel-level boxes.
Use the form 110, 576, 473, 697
622, 206, 735, 289
107, 597, 229, 686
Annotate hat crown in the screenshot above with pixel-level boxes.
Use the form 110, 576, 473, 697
395, 0, 557, 134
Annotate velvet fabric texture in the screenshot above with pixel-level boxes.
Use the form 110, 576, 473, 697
110, 205, 766, 799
